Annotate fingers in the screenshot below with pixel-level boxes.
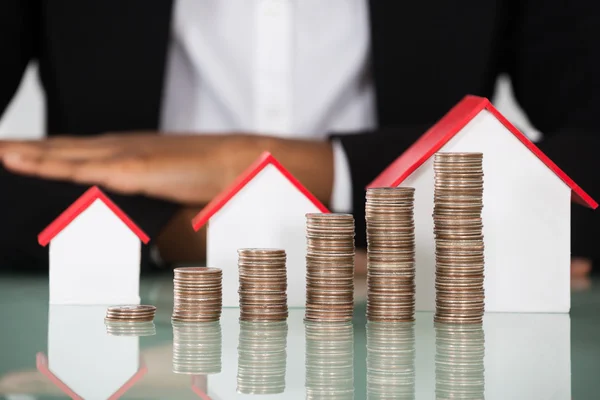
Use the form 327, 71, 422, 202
0, 136, 124, 160
2, 152, 144, 195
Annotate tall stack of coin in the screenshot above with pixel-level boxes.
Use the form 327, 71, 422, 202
237, 321, 288, 395
433, 152, 485, 324
172, 267, 222, 322
238, 249, 288, 322
435, 323, 485, 399
172, 321, 222, 375
366, 187, 416, 322
305, 213, 355, 322
305, 321, 354, 400
367, 322, 416, 399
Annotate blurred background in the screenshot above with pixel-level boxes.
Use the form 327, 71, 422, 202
0, 64, 542, 142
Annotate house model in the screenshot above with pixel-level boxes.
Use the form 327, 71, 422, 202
37, 305, 147, 400
38, 186, 150, 305
191, 152, 329, 308
370, 95, 597, 313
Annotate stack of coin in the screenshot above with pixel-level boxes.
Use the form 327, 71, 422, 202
172, 321, 222, 375
105, 305, 156, 323
435, 323, 485, 399
305, 213, 355, 322
172, 267, 222, 323
366, 187, 416, 322
433, 152, 485, 324
367, 321, 415, 399
305, 321, 354, 400
237, 321, 288, 395
238, 249, 288, 322
105, 321, 156, 336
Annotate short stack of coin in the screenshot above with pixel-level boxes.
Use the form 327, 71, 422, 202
305, 213, 355, 322
105, 321, 156, 336
305, 321, 354, 400
172, 321, 222, 375
433, 152, 485, 324
366, 187, 416, 322
238, 249, 288, 322
172, 267, 222, 323
237, 321, 288, 395
435, 323, 485, 399
366, 321, 416, 399
105, 305, 156, 323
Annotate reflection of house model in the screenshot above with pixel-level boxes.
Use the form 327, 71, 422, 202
38, 186, 149, 305
37, 305, 146, 400
370, 95, 597, 313
192, 152, 329, 307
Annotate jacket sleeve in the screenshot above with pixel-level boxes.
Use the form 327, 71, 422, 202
0, 0, 37, 117
504, 0, 600, 261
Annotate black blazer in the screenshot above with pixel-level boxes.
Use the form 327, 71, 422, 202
1, 1, 599, 262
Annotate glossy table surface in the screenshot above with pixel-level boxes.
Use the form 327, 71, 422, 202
0, 271, 598, 400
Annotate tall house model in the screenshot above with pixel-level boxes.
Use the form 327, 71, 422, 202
370, 95, 597, 313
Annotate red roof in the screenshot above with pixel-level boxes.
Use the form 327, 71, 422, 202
36, 352, 148, 400
192, 151, 329, 231
38, 186, 150, 246
369, 95, 598, 209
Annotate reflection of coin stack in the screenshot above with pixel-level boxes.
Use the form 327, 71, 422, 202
237, 321, 288, 395
366, 322, 415, 400
305, 213, 355, 322
172, 321, 222, 375
435, 323, 485, 399
105, 321, 156, 336
433, 152, 485, 324
366, 188, 416, 322
305, 321, 354, 399
238, 249, 288, 322
172, 267, 222, 323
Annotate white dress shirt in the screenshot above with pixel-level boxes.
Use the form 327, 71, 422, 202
160, 0, 376, 212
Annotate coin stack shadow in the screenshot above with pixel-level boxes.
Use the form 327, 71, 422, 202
172, 267, 223, 322
105, 321, 156, 336
172, 321, 222, 375
433, 152, 485, 324
305, 321, 354, 400
366, 321, 416, 400
435, 323, 485, 399
237, 321, 288, 395
366, 187, 416, 322
305, 213, 355, 322
238, 249, 288, 322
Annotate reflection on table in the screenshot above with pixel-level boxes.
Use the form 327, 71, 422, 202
367, 321, 416, 399
305, 321, 354, 399
0, 300, 571, 399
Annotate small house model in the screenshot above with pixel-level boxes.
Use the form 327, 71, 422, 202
191, 152, 329, 307
37, 305, 147, 400
39, 186, 149, 305
370, 95, 597, 313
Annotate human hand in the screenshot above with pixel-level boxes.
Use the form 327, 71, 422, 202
0, 133, 334, 206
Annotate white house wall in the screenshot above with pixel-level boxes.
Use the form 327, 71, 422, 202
207, 164, 323, 308
49, 199, 141, 305
402, 110, 571, 312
